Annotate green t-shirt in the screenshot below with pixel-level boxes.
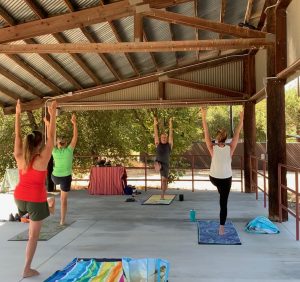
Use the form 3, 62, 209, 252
52, 146, 74, 177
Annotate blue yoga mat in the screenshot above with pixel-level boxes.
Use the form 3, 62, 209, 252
197, 220, 242, 245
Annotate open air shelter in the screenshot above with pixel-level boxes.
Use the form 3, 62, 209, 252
0, 0, 299, 223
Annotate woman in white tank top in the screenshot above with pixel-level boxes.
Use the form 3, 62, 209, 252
200, 107, 244, 235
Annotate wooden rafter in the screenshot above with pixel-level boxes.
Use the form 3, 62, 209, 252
194, 0, 199, 60
99, 0, 139, 76
25, 38, 82, 89
3, 54, 247, 113
143, 31, 159, 71
244, 0, 254, 24
0, 85, 19, 101
134, 13, 144, 42
0, 38, 273, 54
141, 9, 268, 38
63, 0, 121, 81
0, 4, 81, 92
143, 0, 193, 9
25, 0, 101, 85
218, 0, 227, 56
8, 54, 63, 94
166, 78, 245, 98
0, 2, 136, 44
0, 6, 16, 25
165, 7, 179, 65
0, 65, 42, 98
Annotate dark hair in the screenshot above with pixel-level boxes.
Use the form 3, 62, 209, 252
23, 130, 43, 169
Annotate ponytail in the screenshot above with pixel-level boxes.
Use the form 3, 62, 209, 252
23, 131, 43, 169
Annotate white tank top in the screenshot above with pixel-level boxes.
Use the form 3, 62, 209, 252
209, 145, 232, 178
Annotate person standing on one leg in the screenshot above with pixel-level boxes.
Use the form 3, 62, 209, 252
154, 117, 173, 200
51, 114, 78, 225
14, 100, 57, 278
200, 107, 243, 235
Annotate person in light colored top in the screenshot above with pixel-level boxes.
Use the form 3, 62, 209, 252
154, 117, 173, 199
200, 107, 244, 235
47, 114, 78, 225
14, 99, 57, 278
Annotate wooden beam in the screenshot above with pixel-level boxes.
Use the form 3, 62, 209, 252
24, 38, 82, 89
8, 54, 63, 94
0, 6, 16, 25
277, 57, 300, 79
53, 33, 101, 85
167, 77, 245, 98
0, 2, 135, 44
142, 8, 268, 38
0, 5, 81, 92
143, 31, 159, 71
158, 81, 165, 100
134, 13, 144, 42
218, 0, 227, 56
194, 0, 200, 60
24, 0, 101, 85
98, 1, 139, 76
0, 65, 43, 98
244, 0, 254, 23
3, 55, 248, 113
0, 85, 19, 101
0, 38, 273, 54
24, 0, 47, 19
143, 0, 193, 9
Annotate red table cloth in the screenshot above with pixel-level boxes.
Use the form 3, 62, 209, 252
88, 166, 127, 195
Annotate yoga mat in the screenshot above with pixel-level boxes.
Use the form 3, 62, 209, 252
8, 219, 75, 241
45, 258, 124, 282
197, 220, 242, 245
142, 194, 176, 205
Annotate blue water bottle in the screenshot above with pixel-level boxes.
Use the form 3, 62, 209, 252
189, 209, 196, 222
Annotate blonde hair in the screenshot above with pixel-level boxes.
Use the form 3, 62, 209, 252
23, 130, 43, 169
216, 128, 227, 143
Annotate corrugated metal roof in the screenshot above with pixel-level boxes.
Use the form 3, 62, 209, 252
0, 1, 37, 24
144, 18, 177, 68
37, 0, 69, 15
0, 74, 38, 100
177, 60, 243, 91
0, 0, 272, 110
0, 54, 52, 94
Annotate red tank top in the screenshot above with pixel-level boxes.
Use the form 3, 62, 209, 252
14, 158, 47, 202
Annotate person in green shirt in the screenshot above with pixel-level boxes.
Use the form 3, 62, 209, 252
51, 114, 78, 225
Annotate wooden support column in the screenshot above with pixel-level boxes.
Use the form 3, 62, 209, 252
266, 78, 287, 221
265, 1, 288, 221
244, 55, 256, 193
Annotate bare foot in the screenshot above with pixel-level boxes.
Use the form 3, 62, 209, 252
219, 225, 225, 236
23, 268, 40, 278
160, 196, 165, 200
60, 221, 65, 226
47, 197, 55, 215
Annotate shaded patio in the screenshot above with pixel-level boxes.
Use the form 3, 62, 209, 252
1, 188, 299, 281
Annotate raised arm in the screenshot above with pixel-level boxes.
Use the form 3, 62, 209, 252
230, 110, 244, 156
200, 107, 213, 157
40, 101, 57, 161
14, 100, 23, 162
154, 116, 159, 146
69, 114, 78, 149
168, 117, 173, 149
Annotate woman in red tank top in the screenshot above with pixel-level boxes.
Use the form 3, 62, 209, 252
14, 99, 57, 278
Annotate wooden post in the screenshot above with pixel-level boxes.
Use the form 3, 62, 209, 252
244, 55, 256, 193
266, 78, 287, 221
265, 1, 289, 221
244, 101, 256, 193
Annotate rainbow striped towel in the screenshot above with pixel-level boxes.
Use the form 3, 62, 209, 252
44, 258, 124, 282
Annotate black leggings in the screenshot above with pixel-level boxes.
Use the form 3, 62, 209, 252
209, 176, 232, 225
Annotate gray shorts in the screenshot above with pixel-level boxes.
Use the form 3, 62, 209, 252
159, 162, 169, 178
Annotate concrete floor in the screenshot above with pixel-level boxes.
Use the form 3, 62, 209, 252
0, 188, 300, 282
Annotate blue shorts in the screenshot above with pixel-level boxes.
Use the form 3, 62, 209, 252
51, 174, 72, 192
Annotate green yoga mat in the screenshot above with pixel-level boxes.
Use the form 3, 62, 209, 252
8, 219, 75, 241
142, 194, 176, 205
